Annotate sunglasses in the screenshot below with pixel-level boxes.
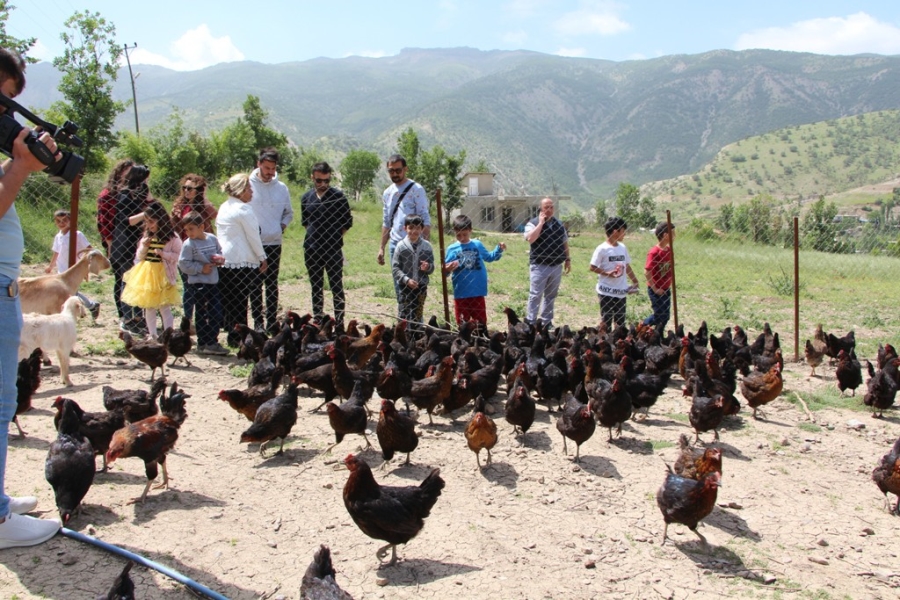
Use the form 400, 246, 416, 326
314, 178, 331, 184
182, 186, 199, 191
387, 167, 404, 174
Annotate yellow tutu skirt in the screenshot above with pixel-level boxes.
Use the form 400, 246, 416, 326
122, 261, 180, 309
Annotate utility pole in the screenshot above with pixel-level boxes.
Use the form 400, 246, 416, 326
123, 43, 140, 135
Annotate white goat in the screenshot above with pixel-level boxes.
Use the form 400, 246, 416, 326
19, 296, 86, 387
19, 249, 110, 315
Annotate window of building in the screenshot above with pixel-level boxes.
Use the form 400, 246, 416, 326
530, 206, 540, 219
481, 206, 495, 222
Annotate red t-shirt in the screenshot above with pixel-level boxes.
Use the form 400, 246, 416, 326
645, 245, 673, 290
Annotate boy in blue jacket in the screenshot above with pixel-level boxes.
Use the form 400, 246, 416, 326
443, 215, 505, 326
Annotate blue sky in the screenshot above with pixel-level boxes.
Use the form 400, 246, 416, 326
8, 1, 900, 71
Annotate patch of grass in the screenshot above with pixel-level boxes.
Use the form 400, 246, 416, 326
665, 412, 689, 424
788, 389, 866, 413
649, 440, 675, 451
797, 422, 821, 433
229, 364, 253, 378
83, 336, 129, 357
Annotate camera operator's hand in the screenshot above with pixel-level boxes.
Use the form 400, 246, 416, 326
13, 128, 57, 173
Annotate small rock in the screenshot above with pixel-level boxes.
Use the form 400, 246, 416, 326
862, 527, 875, 536
59, 555, 77, 566
583, 548, 593, 555
210, 512, 223, 520
780, 438, 790, 446
485, 403, 496, 415
808, 556, 829, 565
584, 559, 596, 569
799, 443, 811, 453
323, 458, 338, 465
376, 576, 389, 586
826, 424, 835, 430
323, 483, 333, 489
757, 443, 766, 449
538, 476, 545, 484
325, 524, 335, 529
846, 419, 865, 430
817, 539, 829, 547
763, 574, 777, 585
87, 525, 97, 535
572, 465, 581, 472
565, 541, 576, 549
267, 541, 277, 548
524, 542, 536, 549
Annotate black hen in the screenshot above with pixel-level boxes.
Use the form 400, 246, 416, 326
300, 545, 353, 600
13, 348, 42, 437
45, 398, 95, 524
100, 561, 136, 600
165, 315, 193, 366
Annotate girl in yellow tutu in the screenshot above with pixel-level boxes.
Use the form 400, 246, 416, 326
122, 201, 183, 339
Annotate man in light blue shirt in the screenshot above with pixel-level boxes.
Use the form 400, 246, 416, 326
376, 154, 430, 298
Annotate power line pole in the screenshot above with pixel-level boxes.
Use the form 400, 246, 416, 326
123, 42, 139, 135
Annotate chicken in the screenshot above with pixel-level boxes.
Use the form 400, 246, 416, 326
376, 365, 412, 403
52, 396, 125, 473
13, 348, 42, 437
101, 561, 136, 600
740, 363, 783, 418
825, 329, 856, 361
295, 356, 339, 412
863, 360, 898, 419
464, 353, 503, 402
407, 356, 455, 425
835, 349, 863, 397
441, 373, 475, 418
240, 380, 300, 457
102, 378, 166, 423
689, 377, 726, 443
805, 324, 828, 377
326, 379, 373, 453
346, 323, 386, 369
45, 398, 95, 524
872, 436, 900, 515
300, 545, 353, 600
164, 315, 193, 366
234, 323, 267, 360
591, 378, 632, 441
218, 367, 284, 421
505, 363, 536, 446
106, 382, 190, 503
342, 453, 445, 566
657, 466, 722, 546
619, 355, 671, 420
376, 399, 419, 469
555, 393, 596, 462
536, 348, 568, 411
119, 330, 168, 381
248, 347, 278, 388
465, 394, 498, 469
330, 346, 378, 401
673, 433, 723, 480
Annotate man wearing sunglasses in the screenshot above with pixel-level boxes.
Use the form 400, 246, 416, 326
376, 154, 429, 298
300, 161, 353, 328
249, 147, 293, 334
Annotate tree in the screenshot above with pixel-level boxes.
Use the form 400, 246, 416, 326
417, 145, 446, 205
613, 183, 641, 225
51, 11, 125, 172
0, 2, 36, 62
471, 159, 489, 173
242, 95, 287, 151
801, 196, 839, 252
396, 127, 420, 179
717, 203, 734, 231
441, 149, 467, 223
340, 149, 380, 201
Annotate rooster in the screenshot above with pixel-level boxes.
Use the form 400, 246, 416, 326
342, 453, 444, 566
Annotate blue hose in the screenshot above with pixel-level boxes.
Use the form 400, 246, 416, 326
59, 527, 230, 600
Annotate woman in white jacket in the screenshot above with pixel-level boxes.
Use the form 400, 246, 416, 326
216, 173, 268, 347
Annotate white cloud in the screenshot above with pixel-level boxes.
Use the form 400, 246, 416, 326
128, 25, 244, 71
29, 40, 54, 63
502, 30, 529, 45
504, 0, 550, 18
554, 1, 631, 36
344, 50, 389, 59
735, 12, 900, 55
556, 47, 587, 57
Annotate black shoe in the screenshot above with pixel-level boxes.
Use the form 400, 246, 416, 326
89, 303, 101, 320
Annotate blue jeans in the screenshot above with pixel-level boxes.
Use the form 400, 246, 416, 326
180, 270, 195, 323
189, 283, 223, 347
0, 275, 23, 519
643, 287, 671, 330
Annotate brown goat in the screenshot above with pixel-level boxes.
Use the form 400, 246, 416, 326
19, 250, 110, 315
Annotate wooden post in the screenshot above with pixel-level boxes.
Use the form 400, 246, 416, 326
793, 216, 800, 362
67, 173, 83, 270
435, 188, 452, 328
667, 210, 678, 331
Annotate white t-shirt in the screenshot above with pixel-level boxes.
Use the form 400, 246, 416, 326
590, 241, 631, 297
52, 230, 92, 273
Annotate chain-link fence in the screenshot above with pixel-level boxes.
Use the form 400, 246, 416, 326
14, 167, 899, 358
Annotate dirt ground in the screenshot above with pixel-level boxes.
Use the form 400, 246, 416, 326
1, 299, 899, 600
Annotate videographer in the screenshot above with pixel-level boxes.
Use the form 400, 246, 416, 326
0, 48, 64, 549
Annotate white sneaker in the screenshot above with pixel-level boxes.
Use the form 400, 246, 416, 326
7, 496, 37, 515
0, 513, 60, 549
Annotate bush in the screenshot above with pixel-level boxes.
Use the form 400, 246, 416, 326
686, 217, 716, 241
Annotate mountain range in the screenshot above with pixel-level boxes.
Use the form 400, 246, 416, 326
20, 47, 900, 206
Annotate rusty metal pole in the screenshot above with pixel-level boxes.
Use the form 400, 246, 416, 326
666, 210, 678, 332
793, 216, 800, 362
67, 173, 83, 269
434, 188, 452, 328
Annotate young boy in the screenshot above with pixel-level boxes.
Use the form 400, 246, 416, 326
443, 214, 505, 327
643, 222, 675, 331
177, 212, 228, 355
47, 209, 101, 320
589, 216, 640, 329
391, 214, 434, 328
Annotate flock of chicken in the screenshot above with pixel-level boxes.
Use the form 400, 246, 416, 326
12, 306, 900, 598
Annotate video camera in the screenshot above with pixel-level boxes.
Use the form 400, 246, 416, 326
0, 94, 84, 184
